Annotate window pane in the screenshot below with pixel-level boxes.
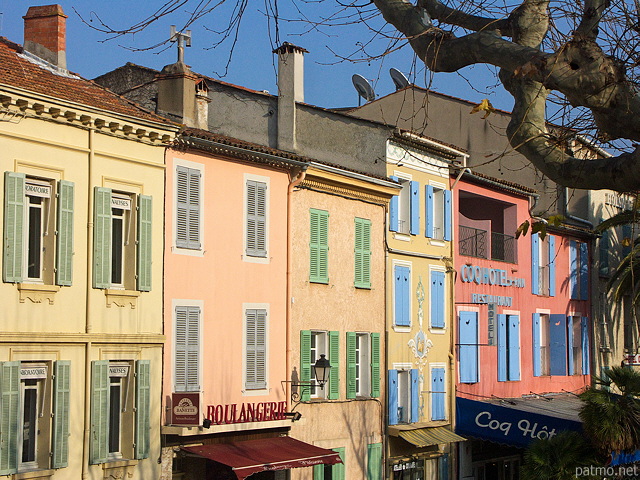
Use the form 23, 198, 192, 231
22, 382, 38, 463
111, 209, 124, 285
27, 198, 42, 279
108, 381, 121, 454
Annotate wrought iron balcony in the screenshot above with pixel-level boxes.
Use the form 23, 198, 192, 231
459, 226, 517, 263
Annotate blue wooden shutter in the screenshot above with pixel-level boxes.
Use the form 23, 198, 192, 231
569, 240, 579, 299
425, 185, 434, 238
389, 176, 399, 232
459, 311, 478, 383
532, 313, 541, 376
497, 314, 507, 381
567, 317, 575, 375
548, 235, 556, 297
92, 187, 112, 289
508, 315, 520, 381
410, 181, 419, 235
370, 333, 380, 398
581, 317, 590, 375
90, 360, 109, 464
531, 234, 540, 294
431, 271, 445, 328
549, 314, 568, 376
246, 180, 267, 257
52, 360, 71, 468
137, 194, 152, 292
135, 360, 151, 459
579, 242, 589, 300
309, 209, 329, 283
431, 368, 445, 421
346, 332, 357, 399
395, 266, 410, 326
328, 331, 340, 400
3, 172, 25, 283
411, 368, 420, 422
388, 370, 398, 425
300, 331, 311, 401
0, 361, 19, 474
56, 180, 74, 286
444, 190, 452, 241
367, 443, 382, 480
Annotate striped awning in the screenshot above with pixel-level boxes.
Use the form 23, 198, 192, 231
398, 427, 466, 447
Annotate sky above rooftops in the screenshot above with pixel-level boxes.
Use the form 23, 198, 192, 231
0, 1, 514, 112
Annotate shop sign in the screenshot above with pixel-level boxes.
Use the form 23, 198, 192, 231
109, 365, 129, 377
20, 365, 48, 379
172, 393, 200, 426
460, 265, 525, 288
487, 304, 496, 346
25, 183, 51, 198
456, 397, 582, 448
624, 354, 640, 365
111, 195, 131, 210
206, 401, 287, 425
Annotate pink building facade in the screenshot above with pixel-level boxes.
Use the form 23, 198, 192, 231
452, 173, 591, 480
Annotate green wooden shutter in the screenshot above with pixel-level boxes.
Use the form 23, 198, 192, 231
137, 195, 152, 292
135, 360, 151, 459
333, 447, 346, 480
367, 443, 382, 480
0, 361, 19, 475
90, 360, 109, 464
370, 333, 380, 398
92, 187, 112, 289
346, 332, 357, 399
355, 218, 371, 289
300, 330, 311, 402
55, 180, 74, 286
3, 172, 25, 283
52, 360, 71, 468
313, 464, 324, 479
328, 331, 340, 400
310, 209, 329, 283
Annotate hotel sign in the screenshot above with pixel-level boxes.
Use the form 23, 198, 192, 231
460, 265, 525, 288
624, 354, 640, 365
172, 393, 200, 426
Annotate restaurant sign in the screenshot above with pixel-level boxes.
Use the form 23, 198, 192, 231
172, 393, 200, 426
206, 401, 287, 425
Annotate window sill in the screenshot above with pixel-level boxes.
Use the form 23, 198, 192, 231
393, 232, 411, 242
309, 280, 329, 285
18, 283, 60, 305
393, 325, 411, 333
14, 469, 56, 480
354, 284, 372, 290
105, 289, 140, 309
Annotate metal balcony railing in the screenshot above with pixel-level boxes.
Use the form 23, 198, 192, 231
491, 232, 516, 263
459, 226, 488, 259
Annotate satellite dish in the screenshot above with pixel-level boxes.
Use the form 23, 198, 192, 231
390, 68, 409, 90
352, 74, 376, 103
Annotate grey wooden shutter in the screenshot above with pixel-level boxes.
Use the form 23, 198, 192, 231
136, 195, 152, 291
90, 360, 109, 464
246, 180, 267, 257
3, 172, 25, 283
246, 309, 267, 389
176, 166, 201, 249
175, 306, 200, 392
0, 361, 19, 475
92, 187, 112, 289
56, 180, 74, 286
52, 360, 71, 468
135, 360, 150, 459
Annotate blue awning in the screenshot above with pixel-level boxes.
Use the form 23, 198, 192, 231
610, 450, 640, 466
456, 396, 582, 448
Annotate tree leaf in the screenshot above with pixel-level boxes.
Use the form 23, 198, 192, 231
515, 219, 530, 238
469, 98, 496, 119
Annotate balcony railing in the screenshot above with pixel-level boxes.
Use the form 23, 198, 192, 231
459, 226, 517, 263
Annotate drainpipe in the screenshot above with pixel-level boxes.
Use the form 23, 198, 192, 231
286, 166, 308, 409
82, 125, 95, 479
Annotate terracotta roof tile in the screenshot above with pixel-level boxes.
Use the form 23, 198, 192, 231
0, 37, 173, 125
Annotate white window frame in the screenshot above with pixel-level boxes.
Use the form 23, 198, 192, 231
17, 362, 49, 471
173, 158, 204, 256
243, 173, 270, 264
108, 191, 135, 290
242, 303, 270, 395
23, 178, 54, 283
392, 171, 413, 236
106, 361, 133, 461
536, 309, 551, 376
570, 313, 583, 376
397, 368, 411, 424
430, 182, 446, 242
392, 259, 412, 333
355, 332, 371, 397
310, 331, 328, 399
172, 299, 204, 393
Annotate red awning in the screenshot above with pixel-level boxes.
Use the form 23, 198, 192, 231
182, 436, 342, 479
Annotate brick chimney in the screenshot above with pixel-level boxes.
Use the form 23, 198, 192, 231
23, 5, 67, 69
274, 43, 308, 152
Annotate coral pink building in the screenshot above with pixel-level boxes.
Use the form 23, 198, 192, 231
452, 172, 591, 479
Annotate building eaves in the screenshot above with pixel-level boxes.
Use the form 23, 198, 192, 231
459, 170, 538, 197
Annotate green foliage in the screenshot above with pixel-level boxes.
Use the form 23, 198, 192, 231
579, 366, 640, 454
521, 431, 599, 480
515, 216, 563, 240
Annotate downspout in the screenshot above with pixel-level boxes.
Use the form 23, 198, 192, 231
286, 165, 308, 410
82, 125, 95, 479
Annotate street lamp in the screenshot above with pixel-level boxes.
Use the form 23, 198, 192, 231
312, 354, 331, 389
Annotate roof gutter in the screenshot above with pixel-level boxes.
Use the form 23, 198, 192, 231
309, 161, 399, 189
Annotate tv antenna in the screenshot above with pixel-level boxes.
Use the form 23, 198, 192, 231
390, 68, 410, 90
170, 25, 192, 64
352, 74, 375, 106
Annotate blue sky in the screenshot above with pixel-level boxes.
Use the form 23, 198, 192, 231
0, 1, 514, 111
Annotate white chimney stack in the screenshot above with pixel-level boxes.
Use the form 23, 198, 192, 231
274, 43, 307, 152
